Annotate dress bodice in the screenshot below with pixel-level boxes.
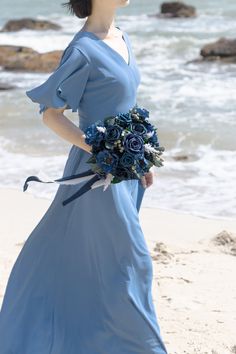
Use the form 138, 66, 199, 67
25, 27, 141, 131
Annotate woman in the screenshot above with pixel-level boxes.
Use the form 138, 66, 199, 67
0, 0, 168, 353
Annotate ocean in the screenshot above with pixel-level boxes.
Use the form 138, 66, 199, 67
0, 0, 236, 219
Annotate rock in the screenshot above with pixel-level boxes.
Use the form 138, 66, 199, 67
4, 50, 63, 72
186, 56, 236, 64
211, 230, 236, 256
171, 154, 199, 162
0, 18, 61, 32
230, 345, 236, 354
186, 38, 236, 64
172, 155, 189, 161
200, 37, 236, 61
0, 45, 63, 72
0, 45, 37, 65
151, 242, 174, 264
159, 1, 196, 18
0, 82, 16, 90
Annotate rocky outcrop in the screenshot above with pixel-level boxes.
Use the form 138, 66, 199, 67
0, 45, 63, 72
0, 18, 61, 32
0, 45, 37, 63
157, 1, 197, 18
187, 38, 236, 64
0, 82, 16, 90
200, 37, 236, 60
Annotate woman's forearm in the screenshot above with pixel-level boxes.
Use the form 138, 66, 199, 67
42, 107, 92, 154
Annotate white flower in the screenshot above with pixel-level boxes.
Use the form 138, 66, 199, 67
144, 143, 158, 154
96, 126, 106, 133
146, 130, 154, 138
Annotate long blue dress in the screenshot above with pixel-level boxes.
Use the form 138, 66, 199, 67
0, 26, 168, 354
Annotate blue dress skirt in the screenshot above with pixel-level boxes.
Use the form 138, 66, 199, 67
0, 27, 168, 354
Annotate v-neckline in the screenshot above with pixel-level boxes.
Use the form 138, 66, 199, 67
78, 26, 131, 67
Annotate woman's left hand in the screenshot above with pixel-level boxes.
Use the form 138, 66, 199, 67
140, 169, 154, 189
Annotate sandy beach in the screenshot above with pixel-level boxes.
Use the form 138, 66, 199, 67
0, 187, 236, 354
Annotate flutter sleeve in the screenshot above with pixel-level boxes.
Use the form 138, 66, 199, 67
25, 45, 90, 114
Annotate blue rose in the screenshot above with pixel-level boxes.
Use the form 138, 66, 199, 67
84, 124, 104, 147
115, 166, 135, 179
104, 116, 116, 127
115, 112, 132, 128
105, 125, 123, 143
120, 152, 136, 168
124, 133, 144, 155
145, 122, 156, 133
96, 150, 119, 174
134, 107, 149, 119
130, 123, 147, 137
136, 157, 150, 174
149, 131, 159, 147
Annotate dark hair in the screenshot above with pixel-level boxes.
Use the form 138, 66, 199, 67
61, 0, 92, 18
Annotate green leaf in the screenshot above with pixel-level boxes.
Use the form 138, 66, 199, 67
111, 177, 122, 184
87, 156, 96, 164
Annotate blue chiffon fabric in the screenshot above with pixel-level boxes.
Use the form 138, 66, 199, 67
0, 27, 168, 354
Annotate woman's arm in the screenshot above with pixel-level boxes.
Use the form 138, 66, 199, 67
42, 106, 92, 154
42, 106, 154, 188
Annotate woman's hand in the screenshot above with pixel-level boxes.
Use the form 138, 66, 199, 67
140, 169, 154, 189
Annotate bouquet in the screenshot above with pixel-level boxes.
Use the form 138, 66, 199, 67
23, 104, 165, 206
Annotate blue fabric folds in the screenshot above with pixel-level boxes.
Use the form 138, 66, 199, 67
25, 46, 90, 114
0, 29, 169, 354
